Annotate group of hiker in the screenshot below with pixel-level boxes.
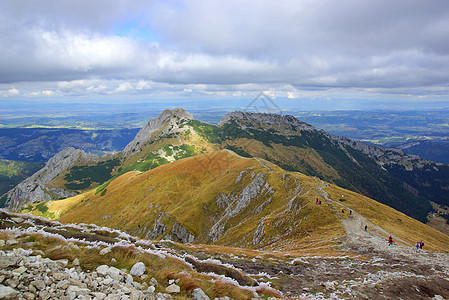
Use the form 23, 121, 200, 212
315, 198, 322, 205
387, 236, 425, 252
415, 240, 424, 252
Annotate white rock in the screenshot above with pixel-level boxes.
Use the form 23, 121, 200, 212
130, 262, 146, 277
72, 258, 80, 266
92, 292, 107, 300
0, 285, 18, 299
165, 284, 180, 294
149, 277, 158, 287
192, 288, 210, 300
6, 239, 18, 246
96, 265, 109, 276
125, 274, 133, 285
99, 247, 112, 255
0, 240, 5, 247
108, 266, 122, 281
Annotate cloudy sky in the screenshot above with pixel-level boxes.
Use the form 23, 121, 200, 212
1, 0, 449, 107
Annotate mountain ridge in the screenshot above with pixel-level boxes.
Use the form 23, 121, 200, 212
3, 108, 449, 225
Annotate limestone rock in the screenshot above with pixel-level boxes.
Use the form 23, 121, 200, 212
99, 247, 112, 255
130, 262, 146, 277
165, 284, 180, 294
192, 288, 210, 300
171, 222, 195, 244
96, 265, 110, 276
0, 257, 18, 268
0, 285, 18, 299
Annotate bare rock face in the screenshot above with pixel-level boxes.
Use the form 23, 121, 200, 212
219, 111, 315, 133
209, 172, 274, 242
171, 222, 195, 244
123, 108, 193, 157
4, 147, 98, 210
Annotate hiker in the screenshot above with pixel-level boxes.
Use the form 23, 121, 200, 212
316, 198, 319, 204
350, 210, 352, 215
419, 240, 424, 249
319, 200, 322, 205
415, 241, 420, 252
388, 236, 393, 246
364, 225, 367, 231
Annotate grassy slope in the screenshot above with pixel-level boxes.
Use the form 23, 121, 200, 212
25, 150, 449, 255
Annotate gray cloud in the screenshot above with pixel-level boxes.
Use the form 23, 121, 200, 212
0, 0, 448, 100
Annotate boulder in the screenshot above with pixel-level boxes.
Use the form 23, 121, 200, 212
130, 262, 146, 277
99, 247, 112, 256
192, 288, 210, 300
165, 284, 180, 294
96, 265, 110, 276
0, 285, 18, 299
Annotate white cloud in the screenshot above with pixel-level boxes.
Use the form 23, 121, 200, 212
0, 0, 449, 101
1, 87, 20, 97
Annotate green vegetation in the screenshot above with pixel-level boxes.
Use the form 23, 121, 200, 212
64, 158, 120, 190
187, 120, 222, 143
0, 159, 43, 202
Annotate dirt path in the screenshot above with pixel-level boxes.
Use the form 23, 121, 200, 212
316, 183, 449, 273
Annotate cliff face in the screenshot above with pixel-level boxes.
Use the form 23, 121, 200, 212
4, 147, 98, 210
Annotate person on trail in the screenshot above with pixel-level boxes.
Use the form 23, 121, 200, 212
364, 225, 367, 231
415, 241, 420, 252
350, 210, 352, 215
419, 240, 424, 249
388, 236, 393, 246
316, 198, 319, 204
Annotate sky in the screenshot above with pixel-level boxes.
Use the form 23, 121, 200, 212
1, 0, 449, 110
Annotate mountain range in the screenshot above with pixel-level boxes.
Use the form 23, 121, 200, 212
3, 108, 448, 224
2, 108, 449, 299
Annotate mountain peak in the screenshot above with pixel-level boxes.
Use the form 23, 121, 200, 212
123, 108, 194, 156
219, 111, 315, 133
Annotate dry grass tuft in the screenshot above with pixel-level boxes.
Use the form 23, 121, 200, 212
46, 247, 76, 261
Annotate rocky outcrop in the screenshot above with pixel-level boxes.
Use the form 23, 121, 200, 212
148, 216, 167, 239
4, 147, 98, 211
123, 108, 193, 157
323, 131, 427, 169
171, 222, 195, 244
219, 111, 315, 133
253, 220, 265, 245
209, 172, 274, 242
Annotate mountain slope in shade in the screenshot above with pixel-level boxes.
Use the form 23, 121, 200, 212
25, 150, 449, 254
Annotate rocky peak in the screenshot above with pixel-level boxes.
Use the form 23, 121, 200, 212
219, 111, 315, 133
4, 147, 98, 210
123, 108, 193, 157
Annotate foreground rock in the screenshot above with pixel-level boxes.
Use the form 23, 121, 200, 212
0, 248, 171, 300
